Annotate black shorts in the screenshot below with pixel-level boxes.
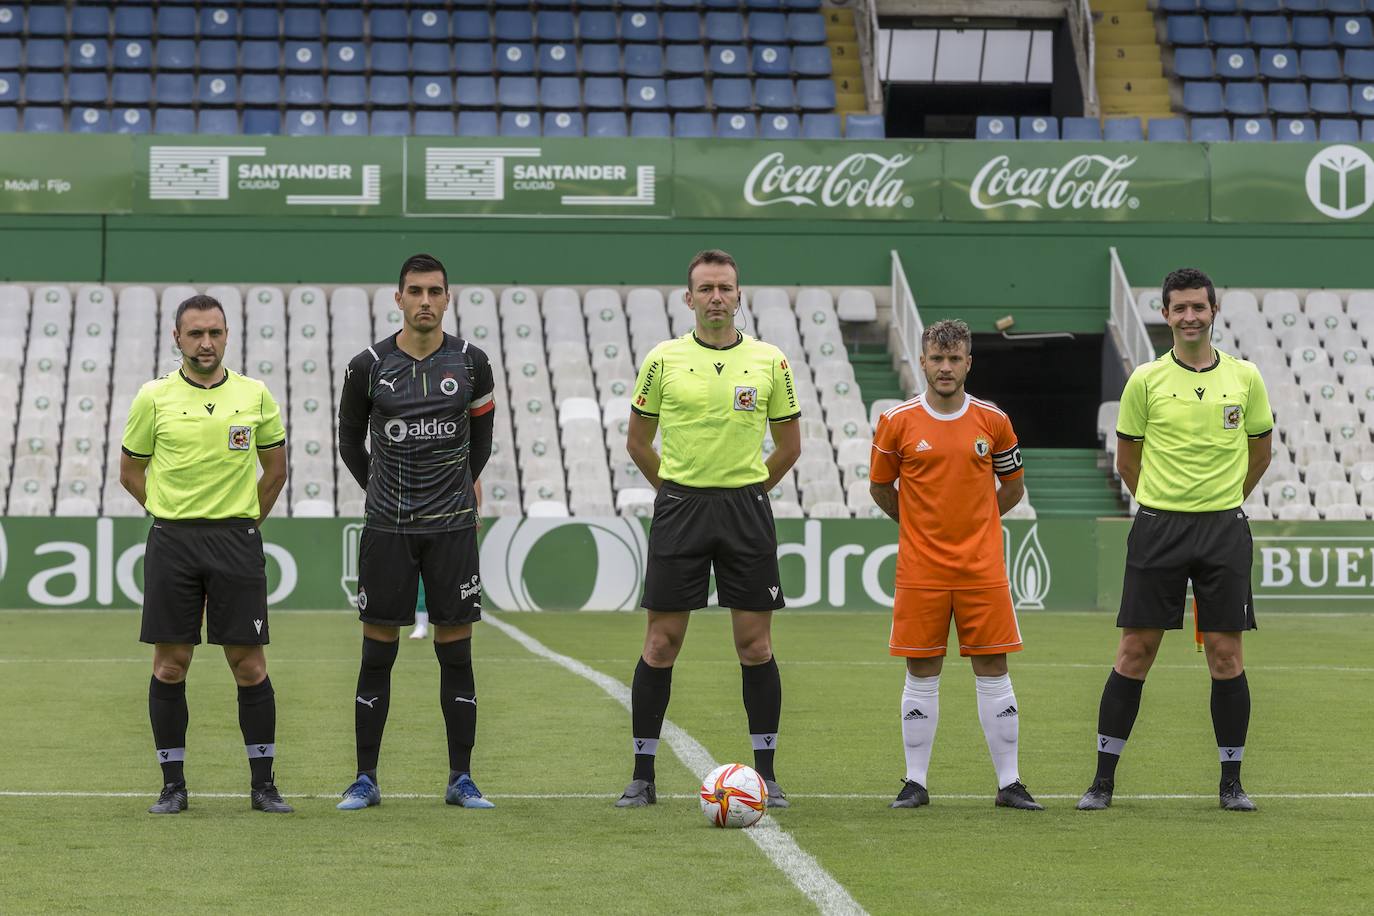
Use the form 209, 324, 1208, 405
356, 526, 482, 627
640, 480, 785, 613
140, 518, 269, 646
1118, 506, 1257, 632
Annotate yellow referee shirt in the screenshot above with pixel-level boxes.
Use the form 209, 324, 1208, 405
631, 331, 799, 488
122, 369, 287, 520
1117, 349, 1273, 513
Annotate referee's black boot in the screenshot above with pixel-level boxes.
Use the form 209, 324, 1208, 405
251, 780, 294, 814
1219, 778, 1257, 812
148, 782, 188, 815
1076, 778, 1114, 810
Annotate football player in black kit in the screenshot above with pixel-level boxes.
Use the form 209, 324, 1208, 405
335, 254, 498, 810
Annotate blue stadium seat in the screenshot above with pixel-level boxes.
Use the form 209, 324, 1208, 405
718, 112, 757, 138
0, 71, 16, 103
240, 74, 280, 107
284, 110, 325, 137
114, 108, 152, 135
711, 45, 750, 75
1355, 83, 1374, 115
286, 42, 323, 73
500, 111, 540, 137
496, 44, 535, 74
453, 10, 489, 42
622, 12, 661, 43
150, 40, 191, 71
1276, 117, 1316, 139
495, 11, 534, 42
675, 111, 715, 137
413, 111, 455, 136
793, 45, 833, 77
1348, 49, 1374, 80
0, 38, 16, 70
114, 40, 151, 70
26, 6, 66, 37
0, 6, 17, 38
370, 42, 408, 74
1167, 15, 1208, 45
802, 113, 842, 138
845, 114, 886, 139
587, 112, 628, 136
410, 9, 449, 42
1062, 116, 1103, 140
1104, 116, 1145, 140
22, 107, 64, 132
1336, 17, 1374, 48
1312, 82, 1351, 114
242, 10, 280, 40
753, 45, 791, 76
664, 12, 702, 43
748, 0, 785, 11
631, 111, 672, 136
1175, 47, 1215, 79
155, 108, 196, 135
369, 10, 407, 42
1241, 0, 1282, 11
1300, 49, 1342, 80
68, 74, 108, 105
667, 77, 708, 109
71, 107, 110, 133
370, 76, 409, 107
198, 74, 237, 106
1250, 15, 1291, 46
1147, 117, 1190, 140
536, 11, 575, 42
1362, 120, 1374, 142
325, 9, 364, 40
762, 112, 800, 138
412, 44, 452, 74
1291, 16, 1331, 47
498, 76, 538, 108
787, 0, 824, 9
628, 78, 668, 109
1259, 47, 1300, 79
787, 13, 828, 44
1190, 117, 1231, 141
1159, 0, 1200, 10
1019, 115, 1060, 139
155, 74, 194, 107
326, 76, 366, 107
243, 42, 281, 72
285, 75, 324, 107
585, 76, 626, 108
199, 109, 240, 135
579, 12, 618, 43
582, 44, 621, 75
749, 13, 788, 44
199, 41, 237, 72
327, 110, 366, 136
1225, 82, 1266, 114
457, 111, 499, 137
283, 9, 322, 40
23, 73, 63, 105
540, 76, 581, 109
539, 43, 577, 75
1183, 81, 1225, 113
1216, 47, 1257, 78
713, 78, 753, 109
1319, 118, 1360, 141
455, 43, 495, 75
666, 45, 707, 76
72, 6, 111, 38
456, 76, 496, 107
1269, 81, 1311, 112
797, 79, 836, 111
369, 111, 410, 136
665, 0, 702, 8
156, 8, 196, 39
1233, 116, 1273, 140
625, 45, 664, 77
26, 39, 63, 71
545, 111, 585, 137
1207, 15, 1248, 45
1329, 0, 1369, 12
706, 13, 747, 44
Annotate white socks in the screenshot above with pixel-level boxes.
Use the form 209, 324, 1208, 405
899, 673, 940, 787
975, 673, 1021, 789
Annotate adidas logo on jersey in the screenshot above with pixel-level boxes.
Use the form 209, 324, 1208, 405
903, 707, 928, 721
915, 439, 932, 452
996, 705, 1018, 718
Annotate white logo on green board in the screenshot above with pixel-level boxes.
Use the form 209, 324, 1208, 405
970, 154, 1140, 211
424, 147, 656, 207
479, 518, 650, 611
744, 151, 913, 209
148, 145, 382, 207
1305, 145, 1374, 220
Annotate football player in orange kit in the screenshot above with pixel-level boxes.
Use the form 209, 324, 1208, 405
869, 319, 1042, 811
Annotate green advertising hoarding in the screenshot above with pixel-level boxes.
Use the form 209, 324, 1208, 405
941, 142, 1211, 222
1210, 142, 1374, 222
133, 136, 404, 216
404, 137, 673, 217
671, 140, 943, 220
0, 135, 134, 214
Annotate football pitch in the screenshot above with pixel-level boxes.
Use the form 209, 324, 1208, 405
3, 608, 1371, 915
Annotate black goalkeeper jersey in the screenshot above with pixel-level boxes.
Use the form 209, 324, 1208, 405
338, 332, 496, 533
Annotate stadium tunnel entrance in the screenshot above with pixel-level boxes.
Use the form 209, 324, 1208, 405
969, 332, 1103, 449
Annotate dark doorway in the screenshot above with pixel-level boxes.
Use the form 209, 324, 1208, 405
967, 332, 1103, 448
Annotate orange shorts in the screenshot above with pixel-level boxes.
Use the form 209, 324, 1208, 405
888, 586, 1023, 658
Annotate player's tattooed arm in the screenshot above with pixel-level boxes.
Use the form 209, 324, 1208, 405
870, 481, 899, 523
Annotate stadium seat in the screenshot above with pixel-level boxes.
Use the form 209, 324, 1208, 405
1184, 81, 1225, 113
242, 9, 280, 40
710, 45, 750, 76
368, 110, 409, 136
199, 41, 237, 72
975, 115, 1015, 140
1259, 47, 1300, 79
583, 77, 624, 109
545, 111, 584, 137
368, 10, 407, 42
285, 110, 325, 137
410, 9, 450, 42
750, 13, 788, 44
1347, 49, 1374, 81
793, 45, 834, 77
706, 13, 746, 44
1207, 15, 1248, 45
540, 77, 580, 109
1319, 118, 1361, 141
68, 73, 107, 106
579, 11, 618, 43
622, 11, 661, 43
501, 111, 540, 137
1191, 117, 1231, 141
242, 109, 280, 136
1217, 47, 1258, 79
1234, 117, 1274, 140
495, 11, 534, 42
1269, 81, 1310, 113
1354, 84, 1374, 116
625, 45, 664, 77
674, 111, 714, 137
845, 114, 886, 139
456, 43, 495, 75
803, 112, 842, 138
71, 107, 109, 133
242, 42, 281, 72
497, 43, 535, 75
718, 112, 757, 138
580, 44, 619, 76
536, 11, 575, 42
1336, 17, 1374, 49
1225, 82, 1266, 115
112, 7, 152, 38
757, 78, 796, 110
1301, 49, 1343, 80
1277, 117, 1317, 139
413, 77, 453, 108
286, 42, 322, 73
456, 76, 497, 108
113, 39, 150, 71
713, 78, 752, 109
326, 43, 364, 74
24, 39, 62, 71
539, 44, 577, 75
1062, 117, 1103, 140
370, 76, 409, 107
72, 6, 111, 37
1175, 47, 1216, 79
587, 112, 628, 137
410, 110, 451, 136
326, 75, 366, 108
664, 12, 702, 43
155, 74, 195, 107
754, 45, 791, 76
762, 113, 800, 139
325, 9, 364, 40
156, 7, 196, 39
1254, 15, 1294, 46
1019, 116, 1060, 139
665, 44, 707, 77
457, 111, 499, 137
1105, 116, 1145, 140
1312, 82, 1352, 114
199, 109, 240, 135
1292, 16, 1331, 47
667, 77, 708, 110
787, 13, 828, 44
241, 75, 280, 107
630, 111, 672, 136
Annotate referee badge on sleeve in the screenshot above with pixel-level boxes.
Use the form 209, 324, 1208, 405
1223, 405, 1242, 429
734, 386, 757, 411
229, 426, 252, 450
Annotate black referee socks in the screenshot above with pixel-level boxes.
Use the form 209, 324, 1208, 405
631, 658, 673, 782
149, 676, 188, 786
1094, 669, 1145, 782
355, 636, 399, 780
237, 676, 277, 788
741, 657, 782, 782
1211, 671, 1251, 782
435, 638, 477, 776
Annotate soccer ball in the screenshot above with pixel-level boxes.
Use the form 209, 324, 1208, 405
699, 763, 767, 829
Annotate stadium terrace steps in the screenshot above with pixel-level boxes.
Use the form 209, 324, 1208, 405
845, 344, 905, 413
1094, 0, 1171, 121
824, 8, 864, 114
1019, 448, 1130, 519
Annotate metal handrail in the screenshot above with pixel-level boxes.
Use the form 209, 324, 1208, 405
1070, 0, 1099, 117
861, 0, 883, 111
890, 250, 927, 394
1084, 0, 1097, 114
1108, 247, 1154, 370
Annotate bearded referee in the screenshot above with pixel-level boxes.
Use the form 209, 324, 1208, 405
1078, 267, 1273, 813
616, 249, 802, 808
120, 294, 290, 815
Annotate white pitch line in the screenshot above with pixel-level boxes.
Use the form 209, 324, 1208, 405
2, 790, 1371, 801
483, 611, 867, 916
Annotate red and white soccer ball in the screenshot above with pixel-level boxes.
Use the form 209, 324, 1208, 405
699, 763, 767, 829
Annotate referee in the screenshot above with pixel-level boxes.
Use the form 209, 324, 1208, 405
119, 294, 291, 815
1078, 267, 1273, 813
616, 249, 802, 808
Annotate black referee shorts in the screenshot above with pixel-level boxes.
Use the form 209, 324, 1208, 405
356, 526, 482, 628
140, 518, 270, 646
641, 480, 785, 613
1118, 506, 1257, 633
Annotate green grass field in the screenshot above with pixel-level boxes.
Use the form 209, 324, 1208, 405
3, 608, 1371, 914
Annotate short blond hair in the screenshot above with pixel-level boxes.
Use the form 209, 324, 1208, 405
922, 319, 972, 354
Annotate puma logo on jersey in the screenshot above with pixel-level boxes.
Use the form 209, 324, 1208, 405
377, 379, 397, 392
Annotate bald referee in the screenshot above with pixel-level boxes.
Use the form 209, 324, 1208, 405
1078, 268, 1273, 813
120, 294, 290, 815
615, 249, 802, 808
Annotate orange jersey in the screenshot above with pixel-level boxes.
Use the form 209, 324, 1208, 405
870, 393, 1024, 590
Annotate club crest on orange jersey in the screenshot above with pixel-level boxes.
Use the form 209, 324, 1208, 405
973, 435, 990, 457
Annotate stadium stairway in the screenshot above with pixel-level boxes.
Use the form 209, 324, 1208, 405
824, 8, 866, 125
1093, 0, 1173, 122
846, 342, 905, 414
1020, 448, 1130, 519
